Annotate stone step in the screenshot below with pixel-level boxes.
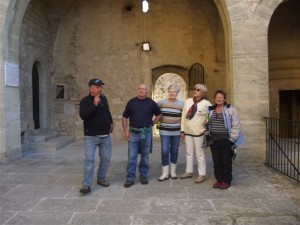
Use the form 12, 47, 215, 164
33, 130, 57, 142
30, 136, 75, 151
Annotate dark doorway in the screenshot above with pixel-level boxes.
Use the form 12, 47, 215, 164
279, 90, 300, 121
32, 63, 40, 129
279, 90, 300, 138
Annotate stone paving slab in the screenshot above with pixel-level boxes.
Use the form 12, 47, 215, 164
0, 184, 17, 196
0, 197, 41, 211
149, 199, 214, 214
96, 199, 150, 214
187, 186, 236, 199
123, 186, 188, 200
5, 212, 72, 225
261, 197, 300, 215
51, 166, 83, 175
3, 165, 58, 174
66, 186, 125, 199
235, 215, 300, 225
132, 214, 227, 225
212, 198, 270, 214
32, 198, 100, 212
0, 138, 299, 225
70, 213, 133, 225
3, 184, 74, 198
0, 173, 63, 185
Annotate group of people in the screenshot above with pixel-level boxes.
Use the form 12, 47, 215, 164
79, 78, 245, 194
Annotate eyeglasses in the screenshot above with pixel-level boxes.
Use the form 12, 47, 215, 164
194, 88, 201, 91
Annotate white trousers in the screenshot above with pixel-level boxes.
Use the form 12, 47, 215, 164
184, 135, 206, 176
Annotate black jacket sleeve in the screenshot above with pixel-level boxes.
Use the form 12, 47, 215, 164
79, 97, 96, 120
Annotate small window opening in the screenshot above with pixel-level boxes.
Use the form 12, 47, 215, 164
56, 85, 65, 99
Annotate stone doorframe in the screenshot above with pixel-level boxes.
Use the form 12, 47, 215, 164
27, 55, 52, 132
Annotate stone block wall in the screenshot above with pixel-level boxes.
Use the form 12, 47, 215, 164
52, 0, 224, 141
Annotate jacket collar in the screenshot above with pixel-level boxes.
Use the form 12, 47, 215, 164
208, 102, 231, 110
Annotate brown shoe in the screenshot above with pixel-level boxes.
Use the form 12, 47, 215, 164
97, 179, 110, 187
219, 182, 231, 189
180, 172, 193, 179
213, 181, 222, 188
79, 185, 91, 194
195, 175, 206, 183
124, 180, 134, 188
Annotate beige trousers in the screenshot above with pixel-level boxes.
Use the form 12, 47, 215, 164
184, 135, 206, 176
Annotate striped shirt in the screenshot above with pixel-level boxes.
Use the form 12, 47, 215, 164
210, 110, 229, 141
157, 99, 184, 136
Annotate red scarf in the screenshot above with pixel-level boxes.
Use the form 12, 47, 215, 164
186, 97, 202, 120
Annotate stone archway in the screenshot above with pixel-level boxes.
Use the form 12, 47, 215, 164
0, 0, 31, 162
268, 0, 300, 121
27, 60, 52, 132
153, 73, 187, 102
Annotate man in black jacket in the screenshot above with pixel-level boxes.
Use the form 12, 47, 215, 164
79, 78, 113, 194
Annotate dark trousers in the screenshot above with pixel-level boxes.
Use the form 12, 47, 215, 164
210, 139, 234, 183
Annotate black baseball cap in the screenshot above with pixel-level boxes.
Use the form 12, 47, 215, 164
88, 78, 105, 86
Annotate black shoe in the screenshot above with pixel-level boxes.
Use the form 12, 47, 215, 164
79, 185, 91, 194
140, 176, 148, 185
124, 180, 134, 188
97, 179, 110, 187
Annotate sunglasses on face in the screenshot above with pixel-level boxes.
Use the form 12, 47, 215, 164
194, 88, 201, 91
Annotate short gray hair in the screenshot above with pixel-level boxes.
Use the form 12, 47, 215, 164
194, 84, 208, 97
167, 85, 180, 94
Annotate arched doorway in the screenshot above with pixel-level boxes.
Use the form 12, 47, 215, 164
268, 0, 300, 120
153, 73, 187, 102
153, 72, 187, 135
32, 63, 40, 129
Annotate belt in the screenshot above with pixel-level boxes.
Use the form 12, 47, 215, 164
129, 126, 152, 139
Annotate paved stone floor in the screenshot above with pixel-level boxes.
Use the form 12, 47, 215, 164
0, 137, 299, 225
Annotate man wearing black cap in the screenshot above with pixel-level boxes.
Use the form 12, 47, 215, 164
79, 78, 113, 194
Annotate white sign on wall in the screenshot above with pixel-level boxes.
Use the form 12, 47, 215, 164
5, 62, 19, 87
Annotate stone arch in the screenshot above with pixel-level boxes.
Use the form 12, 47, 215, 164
212, 0, 233, 102
153, 73, 187, 102
25, 56, 52, 132
152, 65, 188, 91
152, 65, 189, 99
0, 0, 31, 162
268, 0, 300, 120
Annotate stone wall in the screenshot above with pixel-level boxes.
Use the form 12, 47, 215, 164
1, 0, 295, 164
52, 0, 224, 141
19, 0, 54, 150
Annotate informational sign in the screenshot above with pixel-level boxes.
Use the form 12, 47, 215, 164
5, 62, 19, 87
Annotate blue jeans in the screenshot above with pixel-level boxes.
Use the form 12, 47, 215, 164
83, 135, 112, 186
126, 129, 152, 182
160, 135, 180, 166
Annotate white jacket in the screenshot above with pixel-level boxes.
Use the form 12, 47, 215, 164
181, 98, 212, 136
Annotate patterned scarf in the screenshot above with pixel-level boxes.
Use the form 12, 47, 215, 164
186, 97, 202, 120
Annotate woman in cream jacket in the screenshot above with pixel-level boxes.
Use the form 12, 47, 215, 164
180, 84, 212, 183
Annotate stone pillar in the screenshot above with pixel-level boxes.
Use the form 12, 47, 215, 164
0, 0, 30, 163
226, 0, 282, 162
